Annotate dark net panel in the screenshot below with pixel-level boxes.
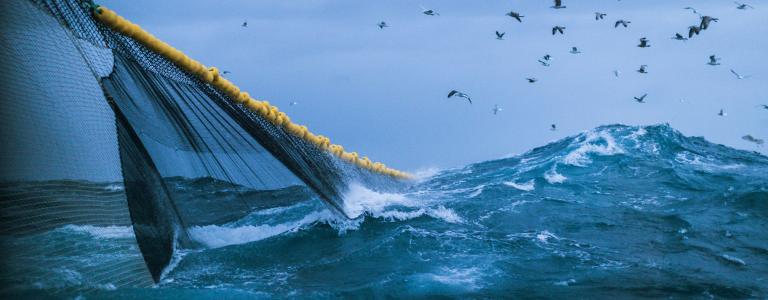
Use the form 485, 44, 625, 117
1, 0, 407, 294
0, 0, 154, 294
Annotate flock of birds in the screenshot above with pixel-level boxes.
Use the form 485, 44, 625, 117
241, 0, 766, 147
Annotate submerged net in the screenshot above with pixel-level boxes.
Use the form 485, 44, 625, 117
0, 0, 407, 293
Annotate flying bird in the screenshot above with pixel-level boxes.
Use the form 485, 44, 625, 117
496, 31, 506, 40
684, 7, 699, 15
506, 11, 524, 22
377, 21, 389, 29
614, 70, 621, 77
634, 93, 648, 103
552, 0, 566, 9
552, 26, 566, 35
637, 65, 648, 74
221, 70, 231, 75
526, 77, 538, 83
241, 21, 248, 28
730, 69, 751, 79
447, 90, 472, 104
759, 104, 768, 110
542, 54, 552, 61
707, 55, 721, 66
700, 16, 718, 30
289, 101, 299, 106
672, 33, 688, 41
688, 26, 702, 38
570, 47, 581, 54
595, 12, 607, 20
492, 105, 503, 115
421, 6, 440, 16
551, 124, 557, 131
615, 19, 631, 28
538, 59, 551, 67
638, 37, 651, 48
742, 135, 764, 145
735, 2, 754, 9
718, 109, 727, 116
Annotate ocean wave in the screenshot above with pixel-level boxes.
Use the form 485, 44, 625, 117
188, 210, 333, 249
503, 179, 535, 191
374, 206, 463, 224
341, 183, 415, 218
60, 224, 134, 239
544, 166, 567, 184
562, 130, 624, 167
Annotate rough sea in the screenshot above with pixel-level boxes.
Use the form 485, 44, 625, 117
4, 124, 767, 299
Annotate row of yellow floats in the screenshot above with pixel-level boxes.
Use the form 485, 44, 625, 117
93, 6, 411, 180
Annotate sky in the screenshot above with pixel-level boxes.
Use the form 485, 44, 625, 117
100, 0, 768, 173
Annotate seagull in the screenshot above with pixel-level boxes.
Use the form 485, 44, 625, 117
552, 26, 566, 35
289, 101, 299, 106
377, 21, 389, 29
569, 47, 581, 54
735, 2, 754, 9
717, 109, 727, 116
707, 55, 721, 66
742, 134, 764, 145
421, 6, 439, 16
538, 59, 551, 67
730, 69, 751, 79
759, 104, 768, 110
496, 31, 506, 40
595, 12, 607, 20
492, 104, 503, 115
543, 54, 552, 61
614, 70, 621, 77
688, 26, 702, 38
684, 7, 699, 15
241, 21, 248, 28
615, 19, 631, 28
447, 90, 472, 104
634, 93, 648, 103
700, 16, 718, 30
637, 65, 648, 74
526, 77, 538, 83
221, 70, 231, 75
551, 124, 557, 131
672, 33, 688, 41
638, 37, 651, 48
506, 11, 524, 22
552, 0, 566, 9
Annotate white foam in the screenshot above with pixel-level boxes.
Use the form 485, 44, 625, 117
675, 152, 743, 171
720, 254, 746, 266
429, 267, 481, 289
467, 185, 485, 198
188, 211, 332, 249
61, 225, 134, 239
375, 206, 463, 224
341, 183, 415, 219
503, 179, 535, 191
563, 131, 624, 167
544, 167, 567, 184
104, 184, 124, 192
410, 167, 442, 182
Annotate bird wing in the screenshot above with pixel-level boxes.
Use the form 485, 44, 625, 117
448, 90, 457, 98
730, 69, 739, 77
552, 27, 557, 35
614, 21, 620, 27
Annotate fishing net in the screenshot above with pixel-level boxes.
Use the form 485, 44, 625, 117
0, 0, 404, 293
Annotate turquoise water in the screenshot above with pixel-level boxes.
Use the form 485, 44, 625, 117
5, 124, 768, 298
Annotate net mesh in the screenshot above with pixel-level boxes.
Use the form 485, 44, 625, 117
0, 0, 404, 294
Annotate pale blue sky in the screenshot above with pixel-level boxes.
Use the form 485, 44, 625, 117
101, 0, 768, 172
